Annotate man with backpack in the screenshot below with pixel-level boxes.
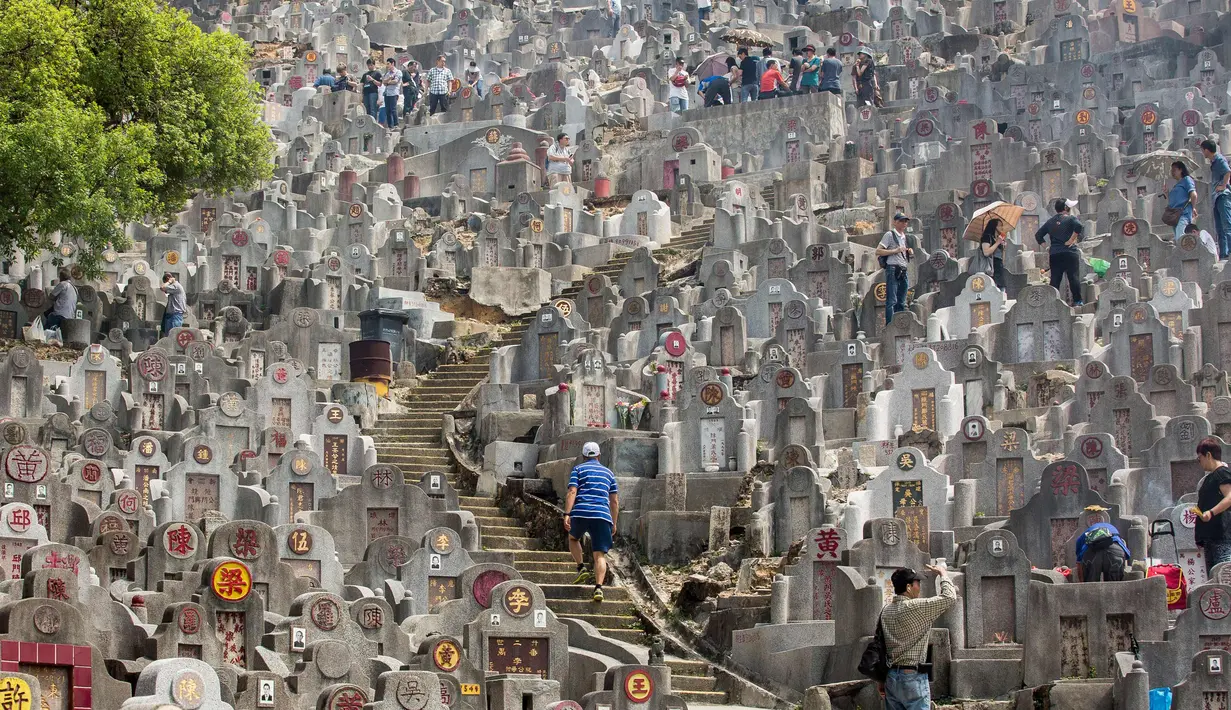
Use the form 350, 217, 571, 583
876, 213, 913, 325
879, 564, 955, 710
1075, 514, 1130, 582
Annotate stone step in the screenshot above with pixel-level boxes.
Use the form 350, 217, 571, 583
665, 659, 713, 678
509, 550, 576, 563
364, 433, 443, 442
669, 675, 720, 692
514, 560, 579, 573
460, 505, 503, 518
406, 393, 474, 403
372, 423, 449, 432
539, 584, 629, 602
550, 611, 641, 630
677, 691, 727, 704
374, 442, 449, 450
397, 465, 457, 476
376, 454, 453, 464
483, 535, 542, 551
474, 515, 519, 528
459, 495, 498, 507
519, 570, 585, 585
586, 627, 647, 646
478, 524, 531, 539
548, 599, 638, 619
412, 383, 478, 392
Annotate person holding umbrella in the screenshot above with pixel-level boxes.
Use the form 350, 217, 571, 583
978, 219, 1008, 289
964, 201, 1024, 291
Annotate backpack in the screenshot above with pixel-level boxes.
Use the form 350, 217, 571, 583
1084, 526, 1115, 550
858, 613, 890, 683
878, 231, 899, 269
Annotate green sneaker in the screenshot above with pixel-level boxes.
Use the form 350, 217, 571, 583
592, 586, 604, 603
573, 568, 593, 585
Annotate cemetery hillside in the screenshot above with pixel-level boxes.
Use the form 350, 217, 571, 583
1, 0, 1231, 708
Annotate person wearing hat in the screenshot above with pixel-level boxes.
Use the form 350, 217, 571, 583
1075, 508, 1130, 582
881, 564, 956, 709
852, 47, 880, 106
876, 213, 914, 324
1034, 198, 1085, 306
564, 442, 620, 602
799, 46, 821, 94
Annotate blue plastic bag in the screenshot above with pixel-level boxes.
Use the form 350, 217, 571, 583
1149, 687, 1172, 710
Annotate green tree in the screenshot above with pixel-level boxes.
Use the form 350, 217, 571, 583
0, 0, 273, 277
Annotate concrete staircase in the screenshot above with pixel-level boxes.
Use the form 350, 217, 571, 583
368, 225, 729, 704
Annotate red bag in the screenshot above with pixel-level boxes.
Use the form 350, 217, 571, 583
1147, 564, 1188, 610
671, 73, 688, 87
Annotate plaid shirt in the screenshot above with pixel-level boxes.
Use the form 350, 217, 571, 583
425, 66, 454, 95
881, 576, 957, 666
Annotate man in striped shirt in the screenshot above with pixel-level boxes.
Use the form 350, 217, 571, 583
565, 442, 619, 602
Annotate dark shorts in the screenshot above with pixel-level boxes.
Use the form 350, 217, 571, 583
569, 516, 613, 553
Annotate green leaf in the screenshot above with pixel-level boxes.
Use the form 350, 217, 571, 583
0, 0, 273, 277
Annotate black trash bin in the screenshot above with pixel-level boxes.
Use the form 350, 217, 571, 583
359, 308, 410, 363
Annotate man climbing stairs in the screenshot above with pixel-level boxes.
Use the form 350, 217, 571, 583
365, 220, 728, 703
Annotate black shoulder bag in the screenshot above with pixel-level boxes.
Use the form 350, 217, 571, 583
858, 610, 890, 683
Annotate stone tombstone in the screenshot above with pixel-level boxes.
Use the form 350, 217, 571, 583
867, 348, 962, 441
511, 305, 578, 384
770, 464, 830, 555
1, 443, 75, 545
126, 434, 172, 508
967, 427, 1049, 517
846, 447, 953, 554
1151, 497, 1209, 590
1170, 649, 1231, 710
306, 463, 473, 566
0, 347, 47, 419
252, 361, 314, 436
1081, 374, 1158, 459
66, 345, 124, 413
311, 402, 367, 478
1127, 417, 1217, 521
1103, 303, 1177, 384
463, 580, 569, 682
266, 445, 338, 523
122, 657, 231, 709
962, 528, 1031, 647
1065, 432, 1127, 494
1005, 460, 1120, 569
0, 501, 50, 582
849, 516, 934, 604
273, 523, 344, 590
194, 557, 267, 668
992, 285, 1083, 364
664, 379, 747, 474
400, 527, 482, 615
158, 435, 239, 526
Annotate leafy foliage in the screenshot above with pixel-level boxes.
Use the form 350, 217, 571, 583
0, 0, 273, 276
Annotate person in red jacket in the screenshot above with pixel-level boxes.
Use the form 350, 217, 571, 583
759, 58, 788, 100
